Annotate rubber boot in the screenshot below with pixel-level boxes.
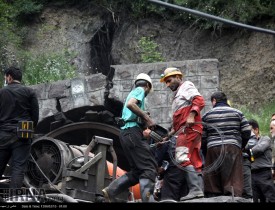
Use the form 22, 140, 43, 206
139, 178, 156, 202
180, 166, 204, 201
102, 174, 132, 202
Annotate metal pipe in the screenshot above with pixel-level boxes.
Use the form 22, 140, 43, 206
148, 0, 275, 36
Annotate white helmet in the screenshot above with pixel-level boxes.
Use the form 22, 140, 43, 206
135, 73, 153, 92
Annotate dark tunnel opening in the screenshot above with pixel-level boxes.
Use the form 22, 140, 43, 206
90, 22, 115, 79
89, 22, 124, 117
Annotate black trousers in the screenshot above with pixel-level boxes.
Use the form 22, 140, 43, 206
161, 164, 189, 201
242, 157, 253, 198
252, 168, 275, 202
119, 126, 157, 184
0, 131, 31, 189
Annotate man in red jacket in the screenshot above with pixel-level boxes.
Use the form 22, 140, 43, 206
160, 67, 205, 201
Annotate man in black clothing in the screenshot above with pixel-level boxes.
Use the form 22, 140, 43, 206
155, 136, 189, 201
0, 66, 39, 189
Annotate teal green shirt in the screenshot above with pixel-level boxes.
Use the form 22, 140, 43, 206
121, 87, 145, 130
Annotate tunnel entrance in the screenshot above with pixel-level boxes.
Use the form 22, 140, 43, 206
90, 22, 115, 78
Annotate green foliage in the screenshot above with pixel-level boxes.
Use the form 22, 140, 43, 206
128, 0, 162, 19
167, 0, 275, 30
0, 2, 21, 70
87, 0, 275, 30
21, 50, 77, 85
0, 3, 17, 41
138, 36, 164, 63
11, 0, 43, 19
0, 0, 44, 71
237, 100, 275, 136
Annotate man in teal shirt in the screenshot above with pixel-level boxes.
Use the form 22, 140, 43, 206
102, 73, 157, 202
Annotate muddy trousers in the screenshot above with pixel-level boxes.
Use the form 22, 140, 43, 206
180, 165, 204, 201
102, 174, 132, 202
139, 178, 155, 202
102, 175, 156, 202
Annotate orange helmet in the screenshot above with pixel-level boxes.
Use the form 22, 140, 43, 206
160, 67, 183, 82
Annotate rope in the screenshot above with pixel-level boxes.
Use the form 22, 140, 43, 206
165, 122, 226, 175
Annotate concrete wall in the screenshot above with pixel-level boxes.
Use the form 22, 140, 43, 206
110, 59, 219, 129
30, 74, 107, 121
31, 59, 219, 129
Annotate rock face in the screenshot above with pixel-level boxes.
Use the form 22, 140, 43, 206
24, 6, 275, 111
111, 19, 275, 110
25, 7, 105, 75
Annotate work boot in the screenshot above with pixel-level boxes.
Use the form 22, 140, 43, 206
102, 174, 132, 203
180, 166, 204, 201
139, 178, 156, 202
